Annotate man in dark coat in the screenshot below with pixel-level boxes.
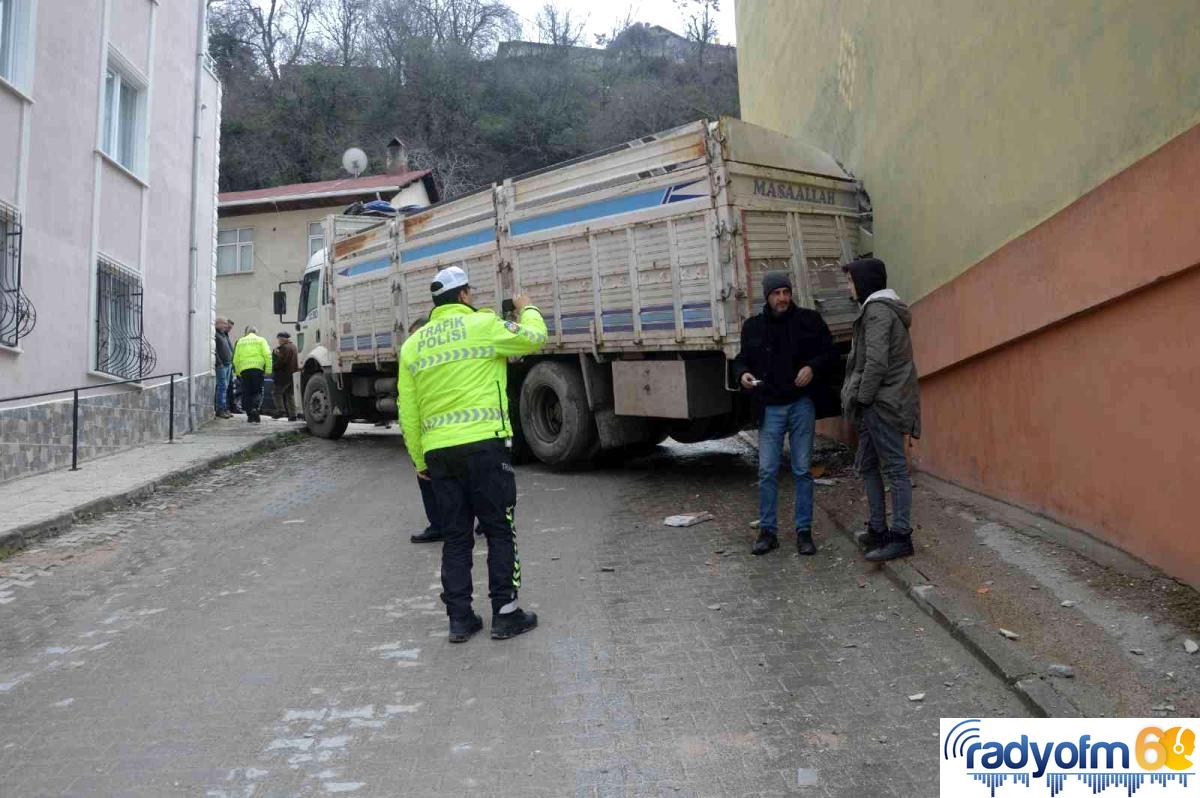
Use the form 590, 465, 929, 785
271, 332, 300, 421
841, 257, 921, 562
214, 318, 234, 419
733, 271, 838, 556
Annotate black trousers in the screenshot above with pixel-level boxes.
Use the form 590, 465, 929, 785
240, 369, 264, 421
426, 438, 520, 619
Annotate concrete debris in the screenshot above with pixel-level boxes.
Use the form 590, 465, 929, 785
706, 604, 722, 611
796, 768, 820, 787
1060, 600, 1077, 608
1153, 704, 1177, 713
664, 513, 713, 527
1184, 639, 1199, 655
1129, 648, 1145, 656
908, 693, 925, 702
998, 628, 1020, 641
1048, 664, 1076, 679
814, 478, 838, 486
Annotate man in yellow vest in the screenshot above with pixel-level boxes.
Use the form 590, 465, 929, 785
397, 266, 547, 643
232, 325, 272, 423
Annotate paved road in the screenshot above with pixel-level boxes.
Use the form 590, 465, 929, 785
0, 429, 1027, 797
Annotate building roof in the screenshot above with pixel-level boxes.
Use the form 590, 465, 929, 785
218, 171, 438, 216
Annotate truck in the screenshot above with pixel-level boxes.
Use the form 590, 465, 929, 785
278, 117, 866, 467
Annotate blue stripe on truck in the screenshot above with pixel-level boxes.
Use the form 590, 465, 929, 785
400, 228, 495, 264
510, 180, 706, 237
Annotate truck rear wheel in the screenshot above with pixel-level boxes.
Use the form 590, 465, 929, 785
519, 361, 596, 466
304, 372, 350, 440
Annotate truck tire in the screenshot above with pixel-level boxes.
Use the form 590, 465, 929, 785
519, 361, 596, 466
304, 372, 350, 440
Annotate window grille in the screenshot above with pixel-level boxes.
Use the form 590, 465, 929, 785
0, 212, 32, 347
95, 259, 156, 378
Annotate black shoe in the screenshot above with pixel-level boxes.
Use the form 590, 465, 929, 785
410, 527, 445, 543
864, 534, 915, 562
796, 529, 817, 556
856, 526, 888, 550
751, 530, 779, 555
491, 608, 538, 640
448, 613, 483, 643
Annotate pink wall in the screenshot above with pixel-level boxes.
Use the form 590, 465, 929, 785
0, 0, 218, 403
908, 123, 1200, 586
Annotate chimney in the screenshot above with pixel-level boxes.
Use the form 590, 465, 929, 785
386, 136, 408, 175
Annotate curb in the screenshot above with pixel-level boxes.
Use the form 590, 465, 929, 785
820, 505, 1084, 718
0, 431, 302, 557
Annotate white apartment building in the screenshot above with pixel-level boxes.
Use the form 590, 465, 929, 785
0, 0, 220, 482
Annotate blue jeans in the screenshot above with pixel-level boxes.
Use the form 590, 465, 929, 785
757, 396, 816, 534
214, 364, 232, 412
856, 405, 913, 534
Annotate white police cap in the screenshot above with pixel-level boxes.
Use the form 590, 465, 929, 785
430, 266, 469, 296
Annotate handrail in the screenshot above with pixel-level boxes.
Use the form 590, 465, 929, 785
0, 372, 185, 471
0, 372, 183, 404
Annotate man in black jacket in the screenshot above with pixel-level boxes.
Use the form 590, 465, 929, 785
733, 271, 838, 556
214, 318, 234, 419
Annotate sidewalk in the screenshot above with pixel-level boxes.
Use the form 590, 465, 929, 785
805, 437, 1200, 718
0, 417, 304, 555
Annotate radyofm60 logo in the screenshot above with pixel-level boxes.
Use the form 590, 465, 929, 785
940, 718, 1198, 797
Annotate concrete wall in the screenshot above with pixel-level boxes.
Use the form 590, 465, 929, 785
216, 180, 430, 339
0, 0, 219, 482
736, 0, 1200, 303
735, 0, 1200, 585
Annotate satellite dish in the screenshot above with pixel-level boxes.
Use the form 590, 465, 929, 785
342, 147, 368, 178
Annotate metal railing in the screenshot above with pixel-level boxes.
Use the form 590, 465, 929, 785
0, 372, 184, 471
1, 216, 35, 347
95, 260, 156, 379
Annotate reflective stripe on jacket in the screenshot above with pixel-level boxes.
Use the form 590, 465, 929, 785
232, 333, 272, 376
397, 304, 547, 471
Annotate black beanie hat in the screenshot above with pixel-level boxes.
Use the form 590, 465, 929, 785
843, 258, 888, 305
762, 270, 792, 300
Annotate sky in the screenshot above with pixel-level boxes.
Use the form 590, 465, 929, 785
505, 0, 737, 47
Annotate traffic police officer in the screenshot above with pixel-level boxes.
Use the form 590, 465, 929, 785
397, 266, 548, 643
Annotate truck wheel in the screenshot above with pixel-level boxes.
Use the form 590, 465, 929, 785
507, 384, 536, 465
519, 361, 596, 466
304, 372, 349, 440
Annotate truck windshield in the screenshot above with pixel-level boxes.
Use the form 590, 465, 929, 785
298, 271, 320, 322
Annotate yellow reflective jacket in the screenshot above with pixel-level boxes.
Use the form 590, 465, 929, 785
232, 333, 272, 376
397, 303, 548, 471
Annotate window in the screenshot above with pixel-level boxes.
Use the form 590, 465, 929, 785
0, 0, 29, 89
0, 209, 33, 347
217, 227, 254, 274
95, 258, 155, 379
101, 58, 146, 173
308, 221, 325, 258
298, 269, 320, 322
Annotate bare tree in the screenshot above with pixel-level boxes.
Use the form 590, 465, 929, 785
674, 0, 719, 65
535, 3, 586, 47
411, 0, 519, 55
316, 0, 370, 68
594, 5, 635, 48
224, 0, 319, 80
408, 144, 481, 200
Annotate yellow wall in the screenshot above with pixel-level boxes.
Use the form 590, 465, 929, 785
217, 207, 325, 340
735, 0, 1200, 301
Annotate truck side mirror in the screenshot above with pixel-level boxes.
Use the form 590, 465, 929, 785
273, 290, 288, 317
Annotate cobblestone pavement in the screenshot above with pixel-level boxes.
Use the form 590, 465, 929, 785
0, 431, 1027, 797
1, 416, 302, 544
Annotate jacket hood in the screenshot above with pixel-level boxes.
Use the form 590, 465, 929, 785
863, 288, 912, 328
845, 257, 888, 305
